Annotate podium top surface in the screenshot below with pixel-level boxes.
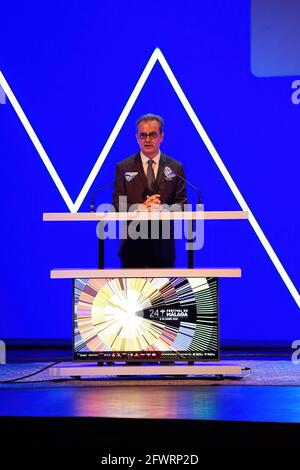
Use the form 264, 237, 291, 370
50, 268, 242, 279
43, 210, 248, 221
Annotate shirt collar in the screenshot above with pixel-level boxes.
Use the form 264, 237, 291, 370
140, 151, 161, 165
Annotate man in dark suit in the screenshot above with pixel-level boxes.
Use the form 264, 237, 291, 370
112, 113, 187, 268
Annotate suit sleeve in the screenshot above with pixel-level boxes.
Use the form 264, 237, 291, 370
112, 163, 126, 212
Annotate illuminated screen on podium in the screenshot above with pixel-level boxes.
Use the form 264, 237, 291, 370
73, 277, 219, 362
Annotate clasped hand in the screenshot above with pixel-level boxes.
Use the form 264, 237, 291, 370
142, 194, 161, 210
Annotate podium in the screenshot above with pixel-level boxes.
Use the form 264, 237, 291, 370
43, 210, 248, 378
44, 210, 248, 268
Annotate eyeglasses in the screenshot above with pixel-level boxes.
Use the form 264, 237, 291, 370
138, 131, 161, 140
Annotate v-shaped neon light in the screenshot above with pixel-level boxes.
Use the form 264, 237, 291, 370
0, 48, 299, 307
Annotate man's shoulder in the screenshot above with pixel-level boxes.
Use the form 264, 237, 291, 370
162, 153, 184, 168
117, 153, 140, 168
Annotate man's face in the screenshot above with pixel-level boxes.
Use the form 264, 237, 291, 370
136, 120, 164, 158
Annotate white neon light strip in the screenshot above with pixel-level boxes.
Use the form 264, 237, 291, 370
155, 49, 300, 309
0, 49, 299, 308
73, 49, 158, 212
0, 84, 6, 104
0, 71, 74, 210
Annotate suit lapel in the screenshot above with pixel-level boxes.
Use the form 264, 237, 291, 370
134, 153, 148, 188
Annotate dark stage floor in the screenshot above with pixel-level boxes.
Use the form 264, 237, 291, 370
1, 348, 300, 453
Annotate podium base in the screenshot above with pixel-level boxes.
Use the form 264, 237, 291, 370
49, 362, 243, 378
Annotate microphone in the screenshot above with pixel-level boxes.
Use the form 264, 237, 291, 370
164, 166, 201, 205
90, 172, 139, 212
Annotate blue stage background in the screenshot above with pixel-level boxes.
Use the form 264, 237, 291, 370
0, 1, 299, 345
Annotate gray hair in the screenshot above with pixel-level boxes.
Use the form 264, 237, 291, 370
136, 113, 164, 132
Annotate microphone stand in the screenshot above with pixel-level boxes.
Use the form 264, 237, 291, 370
167, 170, 201, 269
90, 180, 114, 212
